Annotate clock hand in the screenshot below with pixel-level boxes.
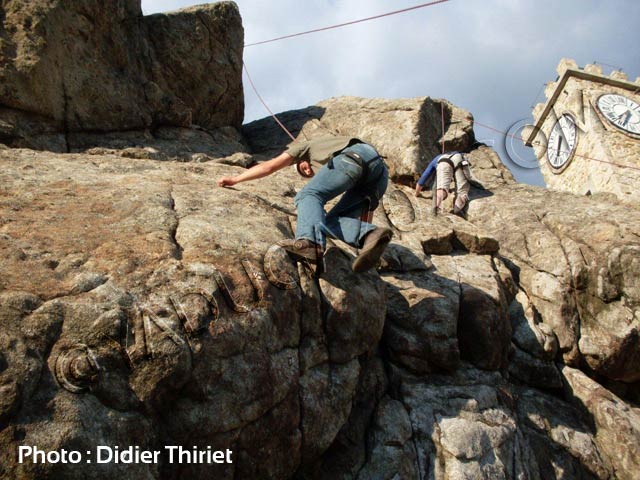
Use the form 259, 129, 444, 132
557, 120, 569, 155
621, 110, 632, 126
557, 117, 572, 148
614, 109, 628, 120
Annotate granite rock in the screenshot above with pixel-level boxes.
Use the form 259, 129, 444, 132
2, 93, 640, 480
0, 1, 244, 150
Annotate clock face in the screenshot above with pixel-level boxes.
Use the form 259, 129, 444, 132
547, 114, 577, 170
597, 93, 640, 135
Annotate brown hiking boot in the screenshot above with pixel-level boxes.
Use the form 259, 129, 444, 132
277, 238, 322, 264
352, 227, 393, 273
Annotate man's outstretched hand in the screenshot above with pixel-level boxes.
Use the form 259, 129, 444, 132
217, 177, 237, 187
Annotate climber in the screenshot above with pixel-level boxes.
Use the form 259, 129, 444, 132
217, 135, 393, 272
415, 151, 473, 215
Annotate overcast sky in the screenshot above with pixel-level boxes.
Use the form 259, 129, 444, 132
141, 0, 640, 185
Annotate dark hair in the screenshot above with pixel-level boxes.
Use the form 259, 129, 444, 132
296, 160, 314, 178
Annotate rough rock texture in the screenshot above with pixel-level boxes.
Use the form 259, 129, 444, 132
72, 125, 251, 164
391, 367, 611, 480
466, 147, 640, 383
2, 84, 640, 479
0, 1, 244, 150
10, 2, 624, 478
0, 148, 385, 479
562, 366, 640, 480
242, 96, 475, 184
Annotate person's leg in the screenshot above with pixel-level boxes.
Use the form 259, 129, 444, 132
436, 188, 448, 207
325, 189, 375, 246
349, 158, 392, 272
453, 167, 470, 214
326, 155, 389, 247
294, 154, 362, 248
435, 162, 452, 210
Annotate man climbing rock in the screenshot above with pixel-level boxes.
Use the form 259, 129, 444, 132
217, 135, 393, 272
416, 151, 473, 215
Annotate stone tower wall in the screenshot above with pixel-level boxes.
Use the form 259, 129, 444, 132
528, 58, 640, 204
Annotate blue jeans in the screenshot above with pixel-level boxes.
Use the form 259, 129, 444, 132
294, 143, 389, 248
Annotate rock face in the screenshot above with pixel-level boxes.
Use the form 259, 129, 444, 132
1, 3, 640, 478
2, 102, 639, 478
0, 148, 385, 480
466, 147, 640, 383
562, 366, 640, 480
0, 0, 244, 151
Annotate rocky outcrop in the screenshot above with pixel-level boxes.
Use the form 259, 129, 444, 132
0, 148, 385, 479
72, 125, 251, 164
562, 366, 640, 480
0, 1, 244, 150
1, 9, 639, 475
2, 114, 639, 478
242, 96, 475, 184
466, 147, 640, 383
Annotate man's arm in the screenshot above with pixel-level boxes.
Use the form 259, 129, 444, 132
218, 152, 295, 187
415, 168, 429, 196
415, 157, 439, 196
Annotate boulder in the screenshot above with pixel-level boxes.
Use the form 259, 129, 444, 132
377, 366, 612, 480
382, 260, 461, 374
381, 252, 512, 375
467, 176, 640, 382
0, 1, 244, 150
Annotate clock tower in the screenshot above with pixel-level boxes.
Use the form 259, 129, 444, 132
525, 58, 640, 205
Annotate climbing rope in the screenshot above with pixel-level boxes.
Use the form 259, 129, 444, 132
243, 60, 296, 142
441, 102, 446, 154
473, 120, 640, 173
242, 1, 638, 175
244, 0, 452, 47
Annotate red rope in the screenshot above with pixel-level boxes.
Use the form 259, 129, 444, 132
242, 1, 452, 142
244, 0, 452, 47
474, 120, 640, 172
243, 60, 296, 142
441, 102, 445, 153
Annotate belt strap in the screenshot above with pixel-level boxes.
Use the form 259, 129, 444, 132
342, 151, 383, 165
342, 151, 384, 187
328, 150, 382, 170
438, 154, 469, 172
438, 157, 457, 171
327, 150, 384, 213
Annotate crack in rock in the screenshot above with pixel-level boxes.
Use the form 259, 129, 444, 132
168, 188, 184, 261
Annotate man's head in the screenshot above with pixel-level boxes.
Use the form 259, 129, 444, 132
296, 160, 315, 178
